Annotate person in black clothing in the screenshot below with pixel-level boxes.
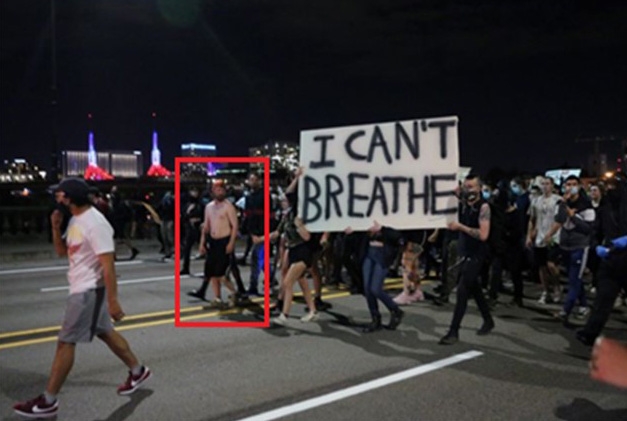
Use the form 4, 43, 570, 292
158, 191, 175, 260
245, 172, 265, 296
503, 184, 525, 307
180, 187, 203, 275
109, 186, 139, 260
331, 231, 366, 294
440, 174, 495, 345
577, 176, 627, 346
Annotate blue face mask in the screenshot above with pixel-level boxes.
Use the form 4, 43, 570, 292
482, 190, 491, 200
569, 186, 579, 196
511, 184, 521, 195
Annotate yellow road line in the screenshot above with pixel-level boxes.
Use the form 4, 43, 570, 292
0, 280, 407, 349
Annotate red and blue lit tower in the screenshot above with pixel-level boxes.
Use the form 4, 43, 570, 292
147, 112, 171, 177
83, 113, 113, 180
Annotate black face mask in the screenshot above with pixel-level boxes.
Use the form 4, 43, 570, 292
462, 191, 479, 203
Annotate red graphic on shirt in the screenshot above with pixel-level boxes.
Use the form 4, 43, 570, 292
68, 244, 81, 257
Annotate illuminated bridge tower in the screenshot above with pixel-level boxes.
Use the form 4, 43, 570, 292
146, 112, 171, 177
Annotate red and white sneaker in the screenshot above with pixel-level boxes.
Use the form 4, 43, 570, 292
117, 366, 152, 395
13, 394, 58, 419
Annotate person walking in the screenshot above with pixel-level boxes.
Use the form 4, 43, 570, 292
439, 174, 495, 345
13, 178, 151, 419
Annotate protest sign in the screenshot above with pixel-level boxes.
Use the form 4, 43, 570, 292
298, 116, 460, 232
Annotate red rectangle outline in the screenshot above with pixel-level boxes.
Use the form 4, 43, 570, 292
174, 156, 271, 328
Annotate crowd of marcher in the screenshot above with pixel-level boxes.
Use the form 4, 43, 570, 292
12, 168, 627, 418
170, 169, 627, 349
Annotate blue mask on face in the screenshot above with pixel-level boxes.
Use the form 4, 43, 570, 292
511, 185, 521, 196
569, 186, 579, 196
482, 190, 491, 200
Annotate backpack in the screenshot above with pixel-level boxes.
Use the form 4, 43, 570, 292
486, 201, 506, 256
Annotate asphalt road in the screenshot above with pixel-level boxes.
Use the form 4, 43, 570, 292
1, 250, 626, 421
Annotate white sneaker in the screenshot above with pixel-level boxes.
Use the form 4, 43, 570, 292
272, 313, 288, 325
576, 307, 590, 319
300, 311, 319, 322
552, 289, 562, 303
537, 292, 547, 305
614, 296, 624, 309
228, 294, 237, 308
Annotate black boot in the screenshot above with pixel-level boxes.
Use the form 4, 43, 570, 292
187, 281, 209, 301
438, 330, 459, 345
130, 248, 140, 260
362, 315, 382, 333
477, 319, 495, 336
315, 297, 332, 311
387, 309, 404, 330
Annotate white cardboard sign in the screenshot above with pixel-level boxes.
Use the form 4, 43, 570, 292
298, 116, 460, 232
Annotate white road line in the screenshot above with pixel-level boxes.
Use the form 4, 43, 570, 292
236, 351, 483, 421
0, 260, 145, 276
40, 274, 184, 292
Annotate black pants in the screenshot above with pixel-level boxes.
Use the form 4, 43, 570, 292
333, 234, 363, 292
580, 251, 627, 340
181, 225, 200, 273
449, 256, 493, 333
226, 252, 247, 294
490, 243, 523, 301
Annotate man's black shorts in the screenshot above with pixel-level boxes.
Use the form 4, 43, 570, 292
533, 246, 560, 267
204, 236, 231, 278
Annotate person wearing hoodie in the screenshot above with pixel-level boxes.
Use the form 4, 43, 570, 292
543, 175, 595, 325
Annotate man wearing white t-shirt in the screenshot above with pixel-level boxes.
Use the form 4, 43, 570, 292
526, 177, 562, 304
13, 178, 151, 419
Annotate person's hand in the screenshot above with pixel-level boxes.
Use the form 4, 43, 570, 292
344, 227, 353, 235
562, 190, 572, 203
368, 220, 382, 234
108, 298, 125, 322
252, 235, 264, 244
596, 245, 610, 259
199, 243, 207, 255
226, 241, 234, 254
525, 236, 533, 249
294, 166, 304, 179
566, 207, 576, 218
50, 209, 64, 231
448, 221, 461, 232
541, 233, 552, 247
294, 217, 304, 228
590, 337, 627, 389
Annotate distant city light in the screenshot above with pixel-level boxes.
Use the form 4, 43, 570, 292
181, 143, 216, 151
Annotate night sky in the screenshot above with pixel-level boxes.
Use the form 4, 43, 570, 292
1, 0, 626, 175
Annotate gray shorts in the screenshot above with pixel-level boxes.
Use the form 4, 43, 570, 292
58, 287, 114, 343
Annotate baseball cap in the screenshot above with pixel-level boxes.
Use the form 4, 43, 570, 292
49, 177, 91, 200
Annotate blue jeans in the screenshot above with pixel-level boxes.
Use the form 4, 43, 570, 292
362, 246, 399, 318
249, 242, 264, 291
562, 248, 589, 315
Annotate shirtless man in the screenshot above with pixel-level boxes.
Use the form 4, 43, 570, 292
187, 181, 239, 306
